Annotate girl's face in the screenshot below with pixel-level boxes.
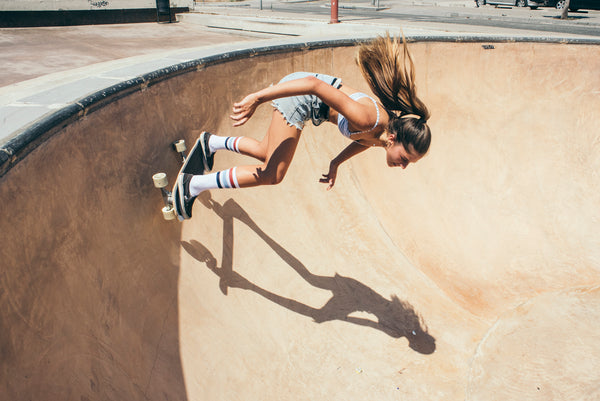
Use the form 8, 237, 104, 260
385, 139, 423, 169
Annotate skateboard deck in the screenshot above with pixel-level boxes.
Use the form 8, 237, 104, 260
152, 137, 205, 221
178, 138, 205, 176
172, 138, 204, 220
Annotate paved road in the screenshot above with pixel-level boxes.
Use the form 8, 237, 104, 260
246, 0, 600, 36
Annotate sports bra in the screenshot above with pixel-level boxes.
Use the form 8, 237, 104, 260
337, 92, 380, 138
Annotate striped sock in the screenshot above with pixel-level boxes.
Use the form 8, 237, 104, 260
189, 167, 239, 197
209, 135, 243, 154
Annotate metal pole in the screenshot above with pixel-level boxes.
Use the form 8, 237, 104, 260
330, 0, 339, 23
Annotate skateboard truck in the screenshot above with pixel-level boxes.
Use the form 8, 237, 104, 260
152, 172, 177, 220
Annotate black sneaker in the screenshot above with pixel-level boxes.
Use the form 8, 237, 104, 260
199, 131, 215, 172
177, 173, 196, 219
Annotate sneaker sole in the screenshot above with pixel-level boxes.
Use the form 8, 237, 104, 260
177, 174, 191, 219
171, 180, 185, 221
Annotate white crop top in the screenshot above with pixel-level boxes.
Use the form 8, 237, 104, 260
337, 92, 380, 138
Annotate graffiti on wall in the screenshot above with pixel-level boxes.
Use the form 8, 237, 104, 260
88, 0, 109, 7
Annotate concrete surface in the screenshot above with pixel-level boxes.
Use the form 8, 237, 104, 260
0, 22, 257, 87
1, 4, 600, 401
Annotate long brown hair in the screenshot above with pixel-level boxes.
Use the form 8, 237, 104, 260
356, 33, 431, 154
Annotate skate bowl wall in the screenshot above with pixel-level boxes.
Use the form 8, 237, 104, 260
1, 38, 599, 400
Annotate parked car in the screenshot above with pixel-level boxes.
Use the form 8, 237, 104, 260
552, 0, 600, 10
475, 0, 547, 8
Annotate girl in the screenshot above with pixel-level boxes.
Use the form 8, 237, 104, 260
174, 34, 431, 220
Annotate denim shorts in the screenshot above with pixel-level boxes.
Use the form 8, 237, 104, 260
271, 72, 342, 130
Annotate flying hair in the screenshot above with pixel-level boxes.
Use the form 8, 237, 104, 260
356, 33, 432, 155
356, 33, 430, 122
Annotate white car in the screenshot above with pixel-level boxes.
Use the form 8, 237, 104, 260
475, 0, 545, 8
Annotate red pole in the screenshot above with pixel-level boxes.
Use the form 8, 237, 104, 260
330, 0, 339, 23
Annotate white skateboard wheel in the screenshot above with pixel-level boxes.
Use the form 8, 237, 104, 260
162, 206, 176, 220
153, 173, 168, 188
174, 140, 186, 153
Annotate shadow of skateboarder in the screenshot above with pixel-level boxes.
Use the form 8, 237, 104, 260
182, 195, 435, 355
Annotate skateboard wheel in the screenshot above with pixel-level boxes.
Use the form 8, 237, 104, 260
173, 140, 186, 153
153, 173, 168, 188
162, 206, 177, 220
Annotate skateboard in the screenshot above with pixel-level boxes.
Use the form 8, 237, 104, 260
152, 138, 204, 221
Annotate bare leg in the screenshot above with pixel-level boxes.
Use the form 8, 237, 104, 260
185, 110, 300, 201
235, 136, 267, 162
234, 110, 301, 188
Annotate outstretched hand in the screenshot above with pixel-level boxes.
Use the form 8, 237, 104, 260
230, 93, 260, 127
319, 163, 339, 191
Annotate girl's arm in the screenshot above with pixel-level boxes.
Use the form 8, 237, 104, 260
320, 141, 370, 190
230, 76, 377, 129
230, 76, 321, 126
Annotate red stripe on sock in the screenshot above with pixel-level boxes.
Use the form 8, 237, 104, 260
228, 168, 236, 188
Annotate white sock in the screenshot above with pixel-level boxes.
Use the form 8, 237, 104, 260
209, 135, 243, 154
189, 167, 240, 197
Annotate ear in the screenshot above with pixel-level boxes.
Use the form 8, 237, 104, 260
386, 133, 395, 147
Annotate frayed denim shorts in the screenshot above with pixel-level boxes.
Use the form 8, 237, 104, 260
271, 72, 342, 130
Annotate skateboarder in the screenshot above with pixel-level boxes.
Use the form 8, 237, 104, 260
176, 34, 431, 219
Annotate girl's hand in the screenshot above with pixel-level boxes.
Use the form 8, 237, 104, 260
319, 162, 339, 191
230, 93, 260, 127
